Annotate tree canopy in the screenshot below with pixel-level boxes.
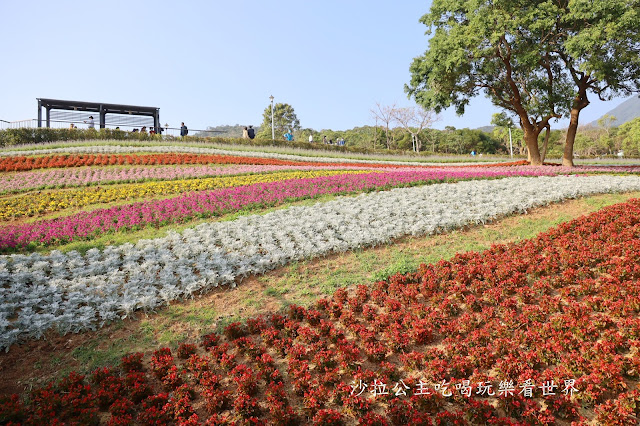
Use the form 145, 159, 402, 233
548, 0, 640, 165
257, 103, 300, 140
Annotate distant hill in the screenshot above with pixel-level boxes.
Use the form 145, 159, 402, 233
476, 125, 495, 133
195, 124, 261, 138
591, 95, 640, 127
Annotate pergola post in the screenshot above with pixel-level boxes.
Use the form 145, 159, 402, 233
99, 104, 106, 129
46, 107, 50, 128
154, 109, 160, 133
37, 99, 42, 128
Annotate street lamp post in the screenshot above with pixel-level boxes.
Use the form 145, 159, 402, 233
269, 95, 275, 140
508, 127, 514, 159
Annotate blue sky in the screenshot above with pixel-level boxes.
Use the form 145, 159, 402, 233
0, 1, 629, 132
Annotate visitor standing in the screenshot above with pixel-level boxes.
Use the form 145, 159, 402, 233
84, 116, 95, 129
242, 127, 249, 139
323, 135, 327, 144
309, 134, 313, 143
247, 125, 255, 139
180, 122, 188, 138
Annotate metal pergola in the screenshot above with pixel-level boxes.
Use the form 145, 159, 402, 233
37, 98, 161, 131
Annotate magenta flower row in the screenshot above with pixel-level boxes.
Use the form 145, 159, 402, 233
0, 168, 555, 251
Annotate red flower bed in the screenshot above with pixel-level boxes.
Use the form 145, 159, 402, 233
3, 198, 640, 423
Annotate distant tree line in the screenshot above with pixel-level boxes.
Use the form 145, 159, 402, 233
290, 126, 507, 155
252, 101, 510, 155
572, 116, 640, 157
2, 117, 637, 158
197, 101, 639, 158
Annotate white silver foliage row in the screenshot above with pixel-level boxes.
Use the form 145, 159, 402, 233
0, 144, 454, 166
2, 175, 640, 350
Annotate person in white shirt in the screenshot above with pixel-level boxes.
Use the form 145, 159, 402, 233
309, 134, 313, 143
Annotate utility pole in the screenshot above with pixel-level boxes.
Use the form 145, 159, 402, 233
508, 127, 514, 159
269, 95, 275, 140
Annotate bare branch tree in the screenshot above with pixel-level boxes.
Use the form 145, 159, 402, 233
370, 102, 396, 149
391, 106, 439, 152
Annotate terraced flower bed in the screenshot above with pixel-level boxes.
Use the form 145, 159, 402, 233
3, 174, 640, 350
2, 197, 640, 424
0, 152, 428, 173
0, 168, 558, 252
0, 165, 373, 194
2, 143, 640, 424
0, 170, 364, 220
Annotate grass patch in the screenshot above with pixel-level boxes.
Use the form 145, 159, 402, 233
70, 341, 125, 371
160, 305, 218, 326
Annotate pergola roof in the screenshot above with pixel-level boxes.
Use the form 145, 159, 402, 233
37, 98, 159, 116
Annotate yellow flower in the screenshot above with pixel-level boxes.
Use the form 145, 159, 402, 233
0, 170, 370, 221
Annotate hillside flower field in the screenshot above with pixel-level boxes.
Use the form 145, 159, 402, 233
1, 142, 640, 424
0, 165, 374, 194
0, 168, 560, 251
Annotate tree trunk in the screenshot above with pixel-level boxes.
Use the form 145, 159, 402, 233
563, 108, 580, 167
524, 128, 542, 165
563, 81, 590, 167
385, 127, 391, 149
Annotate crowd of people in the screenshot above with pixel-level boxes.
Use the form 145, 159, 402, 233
321, 135, 345, 146
70, 116, 169, 136
237, 126, 347, 146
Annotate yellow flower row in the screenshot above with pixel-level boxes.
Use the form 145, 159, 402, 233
0, 170, 368, 220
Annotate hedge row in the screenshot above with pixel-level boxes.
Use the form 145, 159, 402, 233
0, 128, 166, 147
0, 127, 438, 158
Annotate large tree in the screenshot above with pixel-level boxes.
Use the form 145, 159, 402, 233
406, 0, 640, 166
549, 1, 640, 166
257, 103, 300, 140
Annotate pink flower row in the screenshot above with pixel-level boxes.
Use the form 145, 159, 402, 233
0, 168, 555, 251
